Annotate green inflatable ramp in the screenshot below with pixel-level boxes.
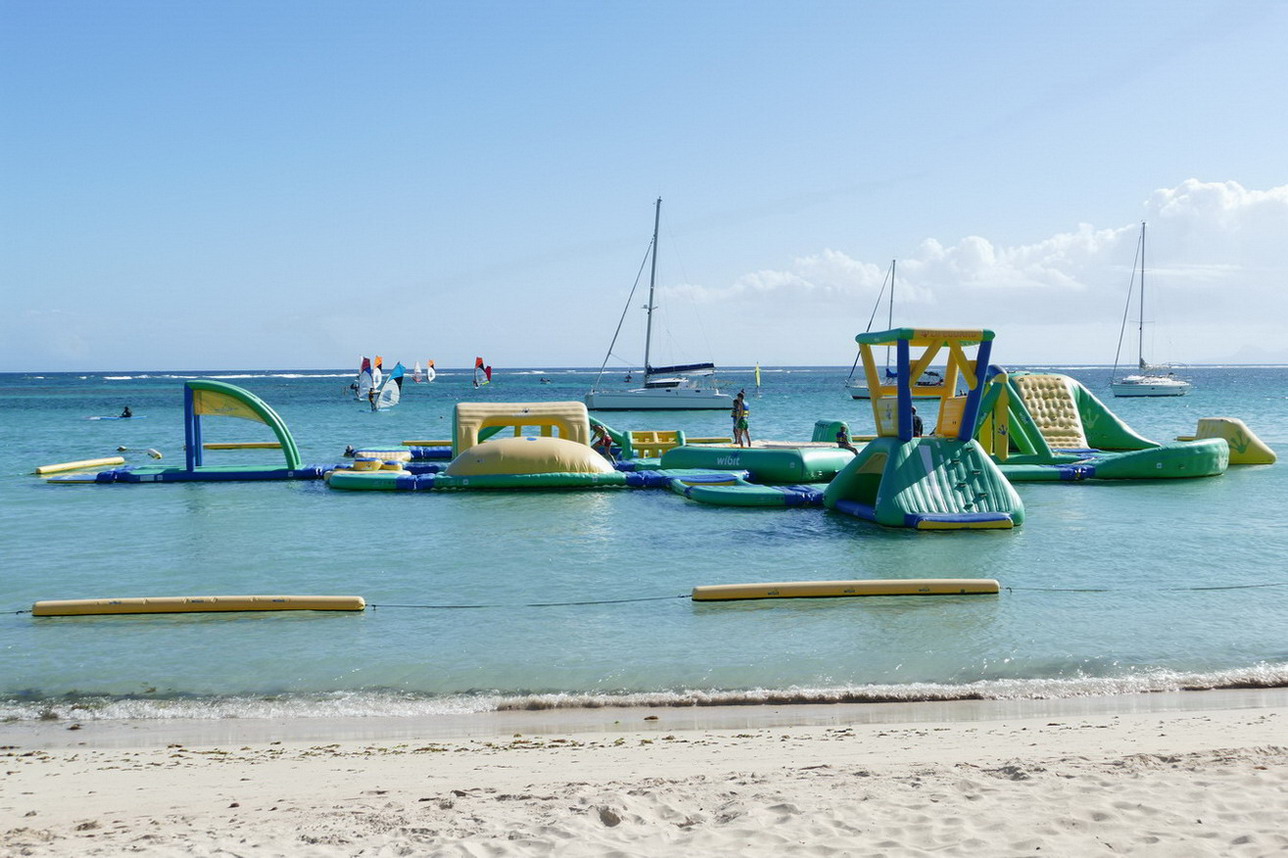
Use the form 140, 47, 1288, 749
823, 436, 1023, 530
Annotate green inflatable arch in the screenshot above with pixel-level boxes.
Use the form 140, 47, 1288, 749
184, 379, 303, 471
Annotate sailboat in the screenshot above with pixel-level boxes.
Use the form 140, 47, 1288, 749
1110, 222, 1192, 397
844, 260, 950, 400
585, 198, 731, 411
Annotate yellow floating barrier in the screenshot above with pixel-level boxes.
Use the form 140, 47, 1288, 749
32, 595, 367, 617
203, 441, 283, 450
34, 457, 126, 476
691, 578, 1001, 602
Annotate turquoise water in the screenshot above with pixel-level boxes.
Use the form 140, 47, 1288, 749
2, 366, 1286, 722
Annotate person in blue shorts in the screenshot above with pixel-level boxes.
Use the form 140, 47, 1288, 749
731, 391, 750, 447
836, 425, 857, 453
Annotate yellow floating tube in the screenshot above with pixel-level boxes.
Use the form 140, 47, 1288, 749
691, 578, 1001, 601
35, 457, 126, 475
203, 441, 282, 450
32, 595, 367, 617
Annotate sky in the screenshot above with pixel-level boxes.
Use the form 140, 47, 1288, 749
2, 0, 1286, 372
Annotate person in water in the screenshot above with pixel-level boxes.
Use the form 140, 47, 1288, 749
120, 406, 132, 418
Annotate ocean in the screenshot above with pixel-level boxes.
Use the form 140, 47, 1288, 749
2, 365, 1286, 724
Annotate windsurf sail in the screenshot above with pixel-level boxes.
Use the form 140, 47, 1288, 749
755, 362, 762, 393
373, 362, 405, 410
413, 359, 437, 383
474, 357, 491, 386
356, 357, 375, 401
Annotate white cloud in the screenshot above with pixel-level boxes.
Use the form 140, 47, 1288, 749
654, 179, 1288, 363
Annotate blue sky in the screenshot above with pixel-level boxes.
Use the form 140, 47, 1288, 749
3, 0, 1286, 371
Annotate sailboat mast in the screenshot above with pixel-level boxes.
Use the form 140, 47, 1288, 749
888, 259, 896, 328
883, 259, 895, 369
642, 197, 661, 377
1138, 221, 1146, 369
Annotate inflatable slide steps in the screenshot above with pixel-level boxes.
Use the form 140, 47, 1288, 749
824, 437, 1023, 530
999, 372, 1230, 479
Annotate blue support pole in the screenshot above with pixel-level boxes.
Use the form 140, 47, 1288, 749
957, 338, 993, 441
896, 338, 913, 442
184, 385, 202, 470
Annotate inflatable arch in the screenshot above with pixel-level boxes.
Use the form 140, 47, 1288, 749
185, 379, 303, 471
452, 401, 592, 455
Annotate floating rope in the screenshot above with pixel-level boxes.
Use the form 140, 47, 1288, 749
9, 581, 1288, 616
1007, 581, 1288, 594
370, 594, 689, 610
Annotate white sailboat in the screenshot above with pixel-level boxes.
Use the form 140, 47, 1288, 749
844, 260, 951, 400
1111, 222, 1192, 397
585, 198, 731, 411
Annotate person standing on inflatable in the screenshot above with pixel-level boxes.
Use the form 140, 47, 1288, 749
731, 390, 750, 447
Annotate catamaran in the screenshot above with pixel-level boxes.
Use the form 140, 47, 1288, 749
585, 198, 731, 411
1110, 222, 1192, 397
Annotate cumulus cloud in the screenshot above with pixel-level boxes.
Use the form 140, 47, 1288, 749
656, 179, 1288, 363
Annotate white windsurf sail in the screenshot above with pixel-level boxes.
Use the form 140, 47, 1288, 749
373, 362, 405, 410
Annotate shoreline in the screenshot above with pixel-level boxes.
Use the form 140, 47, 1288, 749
4, 686, 1286, 750
3, 688, 1284, 856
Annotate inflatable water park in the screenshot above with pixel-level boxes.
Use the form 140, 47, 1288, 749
25, 328, 1279, 617
36, 329, 1276, 535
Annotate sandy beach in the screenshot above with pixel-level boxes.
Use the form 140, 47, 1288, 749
2, 690, 1285, 856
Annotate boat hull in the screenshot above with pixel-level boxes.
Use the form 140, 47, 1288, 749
1110, 378, 1191, 397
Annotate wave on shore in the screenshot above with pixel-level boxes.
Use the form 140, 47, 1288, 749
4, 662, 1286, 723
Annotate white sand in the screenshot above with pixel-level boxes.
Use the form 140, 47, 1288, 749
2, 691, 1285, 856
